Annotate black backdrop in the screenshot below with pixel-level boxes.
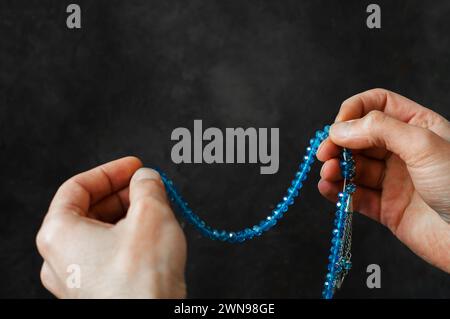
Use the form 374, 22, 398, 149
0, 0, 449, 298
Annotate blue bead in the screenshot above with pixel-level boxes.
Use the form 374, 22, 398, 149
331, 237, 341, 245
234, 231, 245, 242
332, 228, 339, 236
324, 125, 330, 134
252, 225, 262, 236
228, 232, 237, 243
344, 261, 352, 270
345, 183, 356, 194
243, 228, 254, 239
273, 209, 284, 220
315, 130, 326, 140
266, 216, 277, 227
259, 220, 270, 231
219, 230, 228, 241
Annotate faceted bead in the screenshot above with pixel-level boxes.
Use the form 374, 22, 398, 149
332, 228, 339, 236
334, 262, 342, 273
315, 130, 325, 140
345, 183, 356, 194
235, 232, 246, 243
212, 230, 220, 240
228, 232, 237, 243
331, 237, 341, 245
243, 228, 254, 239
253, 225, 262, 236
330, 246, 340, 256
324, 125, 330, 134
273, 209, 284, 220
338, 192, 344, 198
266, 216, 277, 227
259, 220, 270, 231
219, 230, 228, 241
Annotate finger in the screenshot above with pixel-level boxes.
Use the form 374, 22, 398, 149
318, 179, 381, 222
317, 138, 388, 162
88, 187, 130, 223
129, 168, 168, 205
320, 155, 386, 190
361, 147, 389, 160
329, 111, 445, 167
40, 262, 64, 298
316, 138, 340, 162
49, 156, 142, 216
125, 168, 176, 236
336, 88, 427, 123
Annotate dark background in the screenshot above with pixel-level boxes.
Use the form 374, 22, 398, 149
0, 0, 449, 298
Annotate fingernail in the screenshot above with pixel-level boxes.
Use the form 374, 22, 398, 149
330, 121, 352, 138
317, 140, 325, 154
320, 163, 325, 177
133, 167, 161, 181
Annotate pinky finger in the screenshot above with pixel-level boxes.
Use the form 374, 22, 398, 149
317, 179, 381, 223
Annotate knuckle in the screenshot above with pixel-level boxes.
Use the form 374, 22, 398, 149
131, 197, 170, 224
40, 264, 51, 287
368, 87, 389, 97
416, 129, 437, 149
363, 110, 386, 129
36, 216, 65, 254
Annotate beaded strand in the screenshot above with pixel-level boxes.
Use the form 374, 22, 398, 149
156, 125, 356, 299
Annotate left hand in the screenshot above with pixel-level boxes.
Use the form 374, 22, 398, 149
36, 156, 187, 298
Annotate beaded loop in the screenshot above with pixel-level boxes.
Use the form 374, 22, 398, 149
156, 124, 355, 299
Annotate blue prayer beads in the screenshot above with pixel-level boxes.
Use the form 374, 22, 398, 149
156, 125, 355, 299
322, 149, 356, 299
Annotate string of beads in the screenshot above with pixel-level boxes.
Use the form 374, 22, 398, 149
156, 125, 356, 299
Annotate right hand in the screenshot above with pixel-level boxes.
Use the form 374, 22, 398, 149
317, 89, 450, 273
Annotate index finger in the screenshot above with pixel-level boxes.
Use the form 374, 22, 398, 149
335, 88, 426, 123
49, 156, 143, 216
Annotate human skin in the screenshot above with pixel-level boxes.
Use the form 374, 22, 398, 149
36, 159, 187, 298
36, 88, 450, 298
316, 88, 450, 273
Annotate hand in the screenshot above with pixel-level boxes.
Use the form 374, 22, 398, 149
317, 88, 450, 273
36, 157, 187, 298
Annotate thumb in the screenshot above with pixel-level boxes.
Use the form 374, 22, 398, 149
329, 110, 444, 167
126, 167, 175, 226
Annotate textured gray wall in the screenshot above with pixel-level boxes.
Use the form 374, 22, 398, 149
0, 0, 449, 298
